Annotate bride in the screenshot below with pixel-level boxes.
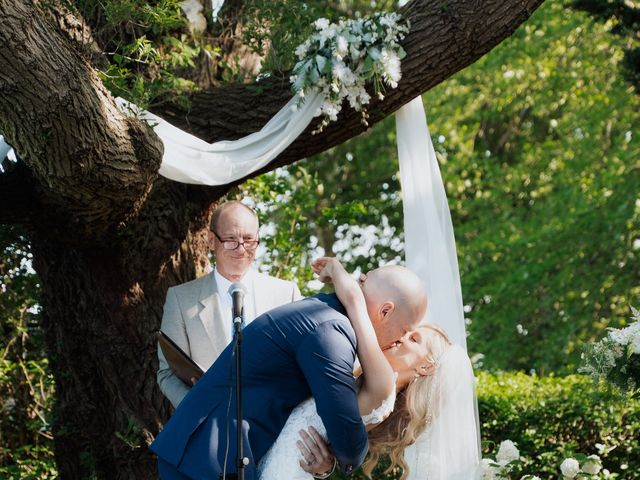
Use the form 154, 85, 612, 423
258, 257, 477, 480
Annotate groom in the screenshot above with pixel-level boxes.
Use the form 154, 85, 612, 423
151, 265, 427, 479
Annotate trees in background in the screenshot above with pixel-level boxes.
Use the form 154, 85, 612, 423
238, 0, 640, 373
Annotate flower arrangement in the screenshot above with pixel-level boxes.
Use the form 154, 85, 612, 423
478, 440, 605, 479
289, 12, 409, 132
579, 305, 640, 395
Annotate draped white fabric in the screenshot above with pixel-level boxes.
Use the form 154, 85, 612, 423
397, 97, 480, 479
0, 135, 13, 162
114, 92, 324, 185
396, 97, 466, 348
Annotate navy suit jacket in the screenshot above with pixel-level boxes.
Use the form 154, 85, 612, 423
150, 293, 368, 479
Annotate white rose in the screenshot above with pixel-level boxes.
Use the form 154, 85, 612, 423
477, 458, 500, 480
315, 18, 330, 30
630, 332, 640, 354
582, 454, 602, 475
336, 36, 349, 58
496, 439, 520, 464
560, 458, 580, 479
608, 327, 629, 346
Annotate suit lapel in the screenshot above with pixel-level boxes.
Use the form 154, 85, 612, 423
198, 273, 229, 355
251, 271, 266, 317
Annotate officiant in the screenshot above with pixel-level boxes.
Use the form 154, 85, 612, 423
157, 200, 303, 407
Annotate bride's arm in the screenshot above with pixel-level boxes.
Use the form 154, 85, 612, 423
312, 258, 395, 428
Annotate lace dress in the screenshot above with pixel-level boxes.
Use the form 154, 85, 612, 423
257, 388, 396, 480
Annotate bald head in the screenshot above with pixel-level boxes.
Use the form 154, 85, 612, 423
361, 265, 428, 349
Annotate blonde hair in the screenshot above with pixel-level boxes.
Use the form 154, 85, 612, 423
362, 324, 451, 479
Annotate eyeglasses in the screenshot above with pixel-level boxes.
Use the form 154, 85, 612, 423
211, 230, 259, 251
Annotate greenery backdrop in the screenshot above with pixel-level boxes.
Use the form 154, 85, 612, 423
1, 0, 639, 478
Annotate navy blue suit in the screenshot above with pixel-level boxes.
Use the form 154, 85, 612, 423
151, 294, 368, 479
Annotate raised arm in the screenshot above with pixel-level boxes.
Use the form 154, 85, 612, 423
311, 258, 395, 426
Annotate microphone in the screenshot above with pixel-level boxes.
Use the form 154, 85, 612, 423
228, 282, 247, 326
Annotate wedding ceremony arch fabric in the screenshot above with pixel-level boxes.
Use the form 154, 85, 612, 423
114, 94, 324, 185
396, 97, 480, 479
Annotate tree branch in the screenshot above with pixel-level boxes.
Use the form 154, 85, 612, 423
0, 0, 163, 240
153, 0, 546, 175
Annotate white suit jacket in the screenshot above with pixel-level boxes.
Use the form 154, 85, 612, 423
157, 269, 302, 407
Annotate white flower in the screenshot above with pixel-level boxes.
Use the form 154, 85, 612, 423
582, 454, 602, 475
315, 18, 330, 30
295, 41, 310, 59
336, 35, 349, 58
334, 65, 357, 87
496, 439, 520, 464
631, 334, 640, 354
380, 48, 401, 86
477, 458, 501, 480
560, 458, 580, 479
608, 327, 630, 346
290, 11, 406, 131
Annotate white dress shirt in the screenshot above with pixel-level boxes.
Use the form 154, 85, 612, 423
214, 267, 257, 344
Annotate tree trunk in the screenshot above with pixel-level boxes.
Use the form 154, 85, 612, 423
30, 179, 217, 479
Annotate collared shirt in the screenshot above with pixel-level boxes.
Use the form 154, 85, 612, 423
214, 267, 257, 344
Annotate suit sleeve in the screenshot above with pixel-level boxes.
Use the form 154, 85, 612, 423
296, 323, 368, 475
157, 287, 190, 408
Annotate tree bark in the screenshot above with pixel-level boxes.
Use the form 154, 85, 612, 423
0, 0, 544, 477
31, 179, 216, 479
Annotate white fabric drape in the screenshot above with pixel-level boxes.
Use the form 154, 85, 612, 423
115, 92, 324, 185
396, 97, 466, 348
397, 97, 479, 479
0, 135, 13, 162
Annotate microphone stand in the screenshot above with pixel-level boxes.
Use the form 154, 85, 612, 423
233, 309, 248, 480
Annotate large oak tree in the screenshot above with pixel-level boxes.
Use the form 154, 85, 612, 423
0, 0, 544, 477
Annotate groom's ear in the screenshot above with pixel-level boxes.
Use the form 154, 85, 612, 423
379, 301, 395, 321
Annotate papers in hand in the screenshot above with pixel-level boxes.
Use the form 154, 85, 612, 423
156, 330, 204, 385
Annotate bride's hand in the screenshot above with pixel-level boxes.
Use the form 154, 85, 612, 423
311, 257, 346, 284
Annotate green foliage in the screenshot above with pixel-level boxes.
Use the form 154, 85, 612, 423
240, 0, 396, 75
0, 226, 56, 478
570, 0, 640, 92
329, 372, 640, 479
421, 0, 640, 373
237, 114, 404, 292
477, 371, 640, 479
240, 0, 319, 75
244, 0, 640, 373
72, 0, 200, 108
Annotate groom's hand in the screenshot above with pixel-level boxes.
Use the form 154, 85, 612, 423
297, 426, 336, 477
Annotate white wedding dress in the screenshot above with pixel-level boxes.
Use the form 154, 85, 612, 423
258, 389, 396, 480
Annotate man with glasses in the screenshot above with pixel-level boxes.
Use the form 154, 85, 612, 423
157, 201, 302, 408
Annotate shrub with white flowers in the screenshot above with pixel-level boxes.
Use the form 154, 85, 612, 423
478, 440, 522, 479
289, 12, 409, 132
579, 305, 640, 394
559, 455, 604, 479
478, 440, 607, 479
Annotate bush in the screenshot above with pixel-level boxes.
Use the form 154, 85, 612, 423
332, 372, 639, 479
477, 371, 639, 479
